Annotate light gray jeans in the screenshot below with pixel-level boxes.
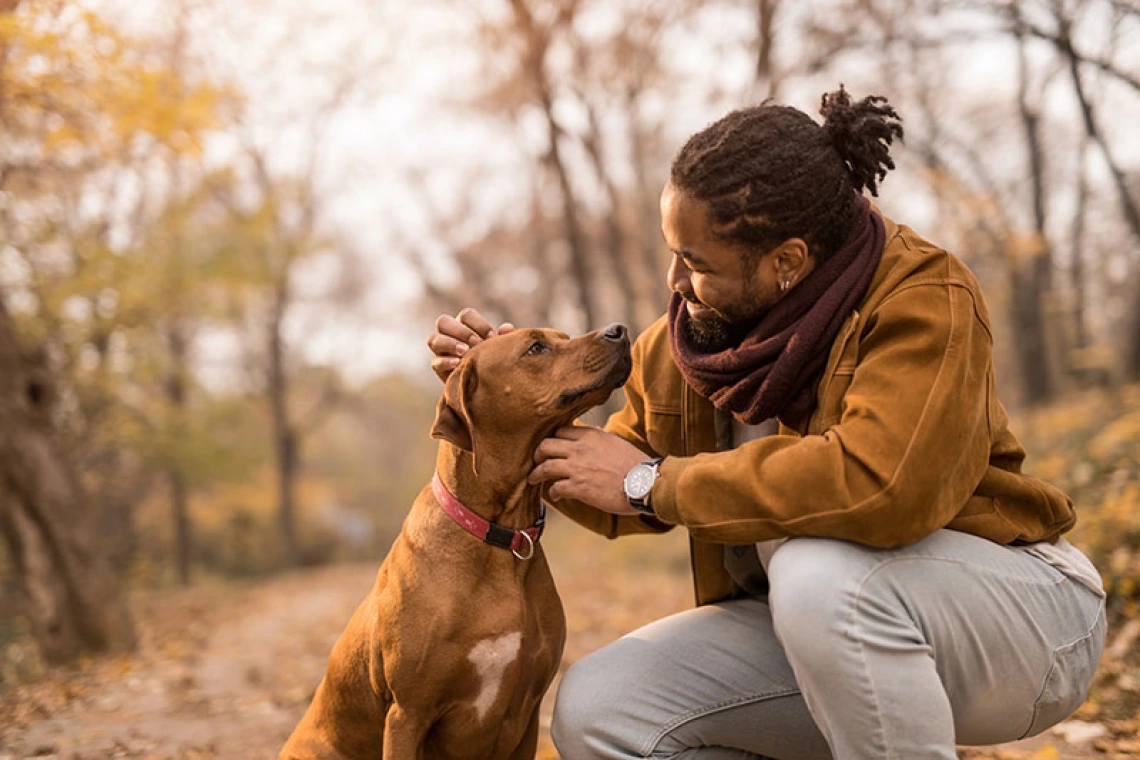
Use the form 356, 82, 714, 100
552, 530, 1106, 759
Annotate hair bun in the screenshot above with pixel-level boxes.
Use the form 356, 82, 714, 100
820, 85, 904, 197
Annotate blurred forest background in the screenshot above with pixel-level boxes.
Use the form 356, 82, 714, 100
0, 0, 1138, 757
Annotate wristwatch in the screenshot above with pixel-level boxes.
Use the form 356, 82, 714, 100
624, 458, 664, 514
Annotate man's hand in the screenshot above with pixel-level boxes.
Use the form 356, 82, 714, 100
528, 426, 649, 516
427, 308, 515, 382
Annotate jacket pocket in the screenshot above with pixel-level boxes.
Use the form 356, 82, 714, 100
814, 365, 856, 431
1020, 602, 1106, 739
811, 310, 862, 432
645, 405, 684, 457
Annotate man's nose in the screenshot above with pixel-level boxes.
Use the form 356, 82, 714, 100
600, 323, 628, 342
667, 254, 690, 295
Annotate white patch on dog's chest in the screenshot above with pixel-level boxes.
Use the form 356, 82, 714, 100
468, 632, 521, 721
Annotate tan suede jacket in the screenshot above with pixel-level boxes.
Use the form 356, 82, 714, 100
554, 213, 1076, 606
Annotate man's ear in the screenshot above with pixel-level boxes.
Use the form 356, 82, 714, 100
774, 238, 811, 277
430, 361, 478, 466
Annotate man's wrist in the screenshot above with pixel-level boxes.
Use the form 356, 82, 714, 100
642, 455, 689, 526
629, 495, 656, 515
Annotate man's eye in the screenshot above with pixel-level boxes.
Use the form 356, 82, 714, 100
524, 341, 550, 357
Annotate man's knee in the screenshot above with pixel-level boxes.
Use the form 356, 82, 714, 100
550, 654, 596, 748
551, 644, 630, 756
767, 538, 876, 656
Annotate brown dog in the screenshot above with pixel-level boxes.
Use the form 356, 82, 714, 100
280, 324, 632, 760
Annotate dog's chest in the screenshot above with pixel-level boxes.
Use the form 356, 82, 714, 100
464, 616, 559, 716
431, 603, 562, 758
412, 625, 555, 760
466, 631, 523, 722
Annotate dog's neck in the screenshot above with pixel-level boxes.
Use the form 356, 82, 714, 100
434, 442, 544, 531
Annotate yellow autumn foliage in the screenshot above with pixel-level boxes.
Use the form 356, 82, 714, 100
0, 0, 232, 160
1016, 385, 1140, 624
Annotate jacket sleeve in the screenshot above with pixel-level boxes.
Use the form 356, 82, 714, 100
650, 281, 993, 548
547, 332, 675, 539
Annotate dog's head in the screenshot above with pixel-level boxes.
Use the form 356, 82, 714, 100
431, 324, 632, 474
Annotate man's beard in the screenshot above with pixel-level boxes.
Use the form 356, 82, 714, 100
680, 280, 769, 352
683, 309, 756, 352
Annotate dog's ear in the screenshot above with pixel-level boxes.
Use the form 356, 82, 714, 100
430, 360, 479, 468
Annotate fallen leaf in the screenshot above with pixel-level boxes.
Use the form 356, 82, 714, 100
1028, 745, 1059, 760
1050, 720, 1108, 744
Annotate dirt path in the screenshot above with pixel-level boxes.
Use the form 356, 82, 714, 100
0, 525, 1120, 759
1, 564, 376, 758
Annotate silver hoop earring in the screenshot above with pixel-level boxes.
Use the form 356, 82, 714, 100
780, 279, 791, 293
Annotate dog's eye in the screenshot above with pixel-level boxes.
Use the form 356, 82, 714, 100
523, 341, 550, 357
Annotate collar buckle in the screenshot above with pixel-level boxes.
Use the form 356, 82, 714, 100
511, 530, 536, 561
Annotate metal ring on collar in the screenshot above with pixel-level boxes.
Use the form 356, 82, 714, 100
511, 530, 536, 561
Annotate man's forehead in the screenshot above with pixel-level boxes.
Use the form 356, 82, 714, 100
662, 185, 705, 232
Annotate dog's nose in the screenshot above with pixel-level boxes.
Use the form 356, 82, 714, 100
600, 323, 628, 342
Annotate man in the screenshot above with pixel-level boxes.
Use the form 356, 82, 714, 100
427, 88, 1105, 759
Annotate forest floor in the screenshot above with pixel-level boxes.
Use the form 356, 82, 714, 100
0, 522, 1135, 759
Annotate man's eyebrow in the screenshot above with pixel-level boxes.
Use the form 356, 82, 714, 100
672, 248, 704, 265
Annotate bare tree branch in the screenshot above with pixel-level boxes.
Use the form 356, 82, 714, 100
1002, 14, 1140, 96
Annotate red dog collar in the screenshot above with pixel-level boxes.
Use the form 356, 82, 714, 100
431, 473, 545, 560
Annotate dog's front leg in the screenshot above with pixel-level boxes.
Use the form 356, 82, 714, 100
382, 703, 429, 759
506, 705, 541, 760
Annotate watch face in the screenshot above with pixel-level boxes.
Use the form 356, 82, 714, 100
625, 464, 656, 500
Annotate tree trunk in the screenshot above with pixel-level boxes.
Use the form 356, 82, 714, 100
1010, 18, 1055, 405
165, 325, 192, 585
577, 93, 639, 333
268, 283, 300, 568
539, 90, 597, 332
0, 297, 135, 664
1050, 7, 1140, 378
754, 0, 781, 99
1070, 137, 1090, 354
164, 19, 193, 587
1009, 260, 1054, 404
509, 0, 599, 332
627, 91, 667, 327
527, 176, 557, 327
166, 457, 192, 586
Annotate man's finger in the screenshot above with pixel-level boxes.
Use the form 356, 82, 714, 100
457, 308, 497, 342
533, 437, 574, 463
528, 459, 572, 485
431, 356, 460, 381
426, 333, 469, 358
435, 314, 483, 346
498, 322, 516, 334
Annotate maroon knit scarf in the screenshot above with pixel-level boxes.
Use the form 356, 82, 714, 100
668, 196, 885, 429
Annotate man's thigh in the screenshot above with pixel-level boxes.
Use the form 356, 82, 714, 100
767, 530, 1107, 746
552, 597, 832, 760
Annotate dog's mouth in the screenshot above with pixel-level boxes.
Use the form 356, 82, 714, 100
556, 352, 632, 409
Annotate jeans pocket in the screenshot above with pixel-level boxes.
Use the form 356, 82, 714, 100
1021, 604, 1106, 739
